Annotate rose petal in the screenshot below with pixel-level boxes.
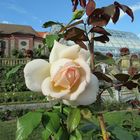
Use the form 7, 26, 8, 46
50, 58, 73, 80
64, 80, 87, 100
50, 41, 82, 63
49, 41, 67, 63
41, 77, 70, 98
24, 59, 50, 92
79, 49, 90, 61
75, 58, 90, 83
59, 44, 80, 60
63, 74, 99, 106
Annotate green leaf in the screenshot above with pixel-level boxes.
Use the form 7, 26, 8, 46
42, 112, 60, 134
42, 129, 52, 140
69, 129, 82, 140
16, 111, 42, 140
72, 9, 85, 21
6, 64, 23, 79
67, 108, 81, 133
43, 21, 63, 28
54, 127, 69, 140
112, 127, 133, 140
107, 88, 114, 98
44, 34, 59, 50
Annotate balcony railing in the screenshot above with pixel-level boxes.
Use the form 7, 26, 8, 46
0, 58, 31, 66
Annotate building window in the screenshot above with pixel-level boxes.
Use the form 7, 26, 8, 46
20, 41, 27, 46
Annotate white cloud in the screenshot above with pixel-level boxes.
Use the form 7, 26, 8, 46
1, 20, 11, 24
138, 33, 140, 38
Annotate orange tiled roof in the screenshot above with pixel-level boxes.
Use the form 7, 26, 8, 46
37, 32, 49, 38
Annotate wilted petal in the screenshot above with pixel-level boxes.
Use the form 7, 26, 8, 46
24, 59, 50, 92
42, 77, 70, 98
63, 74, 99, 106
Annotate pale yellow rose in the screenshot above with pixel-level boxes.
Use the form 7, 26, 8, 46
24, 41, 99, 105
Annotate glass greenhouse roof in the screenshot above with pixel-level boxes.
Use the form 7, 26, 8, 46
51, 24, 140, 58
95, 29, 140, 58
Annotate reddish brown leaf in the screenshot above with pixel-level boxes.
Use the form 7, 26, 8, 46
71, 0, 79, 11
74, 40, 87, 50
103, 4, 116, 17
112, 7, 120, 24
79, 0, 86, 8
64, 27, 88, 41
114, 1, 134, 22
87, 8, 110, 26
132, 73, 140, 80
124, 81, 138, 90
94, 35, 109, 43
89, 26, 111, 36
114, 73, 130, 82
86, 0, 96, 16
93, 71, 113, 83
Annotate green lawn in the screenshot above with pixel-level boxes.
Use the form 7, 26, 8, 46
0, 111, 140, 140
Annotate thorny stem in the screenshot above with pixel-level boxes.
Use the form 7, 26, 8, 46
98, 114, 110, 140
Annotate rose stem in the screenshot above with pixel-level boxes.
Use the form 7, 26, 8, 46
98, 113, 109, 140
84, 23, 95, 71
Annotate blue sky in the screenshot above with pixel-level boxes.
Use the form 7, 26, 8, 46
0, 0, 140, 37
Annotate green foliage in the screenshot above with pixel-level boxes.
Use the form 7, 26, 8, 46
6, 64, 23, 79
106, 88, 114, 98
0, 91, 45, 104
71, 9, 85, 21
44, 34, 60, 50
0, 66, 27, 92
16, 111, 42, 140
43, 21, 63, 28
112, 126, 133, 140
67, 108, 81, 133
42, 111, 60, 134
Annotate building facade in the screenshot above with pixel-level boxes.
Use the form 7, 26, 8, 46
0, 23, 48, 57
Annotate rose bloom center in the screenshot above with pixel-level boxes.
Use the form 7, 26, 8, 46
52, 65, 80, 90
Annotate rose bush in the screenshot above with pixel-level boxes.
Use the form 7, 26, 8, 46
24, 41, 99, 105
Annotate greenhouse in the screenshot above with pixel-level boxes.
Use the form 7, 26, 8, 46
95, 29, 140, 57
